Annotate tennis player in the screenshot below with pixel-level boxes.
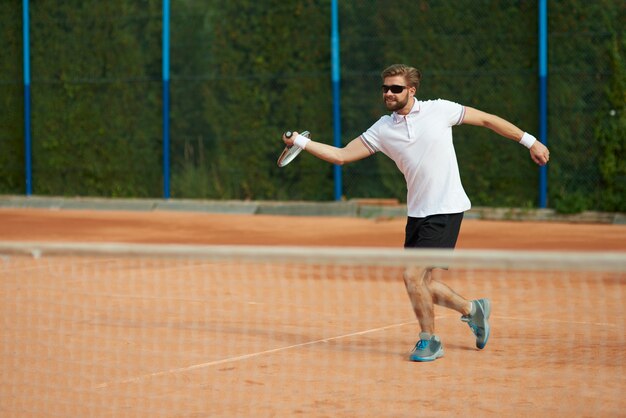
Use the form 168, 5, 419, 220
283, 64, 550, 362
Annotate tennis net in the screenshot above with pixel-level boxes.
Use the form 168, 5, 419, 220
1, 242, 624, 417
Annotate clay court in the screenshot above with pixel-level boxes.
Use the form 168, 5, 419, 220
1, 208, 625, 417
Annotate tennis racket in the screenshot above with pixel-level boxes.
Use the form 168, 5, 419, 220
277, 130, 310, 168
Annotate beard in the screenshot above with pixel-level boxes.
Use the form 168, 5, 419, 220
384, 95, 409, 112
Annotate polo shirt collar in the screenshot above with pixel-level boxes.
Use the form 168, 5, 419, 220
392, 98, 420, 123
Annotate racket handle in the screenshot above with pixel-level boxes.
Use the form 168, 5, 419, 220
284, 131, 293, 138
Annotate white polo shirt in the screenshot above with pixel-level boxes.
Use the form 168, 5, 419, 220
360, 98, 471, 218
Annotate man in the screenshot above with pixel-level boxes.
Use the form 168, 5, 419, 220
282, 64, 550, 362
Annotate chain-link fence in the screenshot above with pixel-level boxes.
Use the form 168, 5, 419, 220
1, 1, 623, 212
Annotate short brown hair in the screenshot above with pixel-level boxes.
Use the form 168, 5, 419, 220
381, 64, 422, 89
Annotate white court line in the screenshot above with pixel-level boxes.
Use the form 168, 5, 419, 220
94, 312, 618, 389
494, 314, 617, 327
94, 320, 416, 389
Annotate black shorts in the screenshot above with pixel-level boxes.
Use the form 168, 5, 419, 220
404, 212, 464, 249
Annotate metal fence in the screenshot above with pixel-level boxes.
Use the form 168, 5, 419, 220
2, 1, 624, 212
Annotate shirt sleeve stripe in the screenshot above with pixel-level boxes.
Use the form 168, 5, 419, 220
456, 106, 467, 125
359, 135, 377, 154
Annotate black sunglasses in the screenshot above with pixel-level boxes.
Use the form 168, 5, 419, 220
382, 84, 408, 94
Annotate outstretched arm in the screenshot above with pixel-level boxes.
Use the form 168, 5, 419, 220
282, 132, 372, 166
462, 107, 550, 166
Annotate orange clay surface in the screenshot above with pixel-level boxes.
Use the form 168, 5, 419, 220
1, 207, 625, 250
1, 208, 625, 417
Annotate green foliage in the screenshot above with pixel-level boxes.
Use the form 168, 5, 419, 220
594, 36, 626, 212
0, 0, 623, 211
170, 0, 333, 200
554, 191, 589, 214
0, 3, 24, 193
339, 0, 538, 205
548, 0, 624, 213
4, 1, 163, 197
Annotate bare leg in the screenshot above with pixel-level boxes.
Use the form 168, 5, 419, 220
430, 269, 472, 315
403, 267, 436, 334
403, 267, 472, 334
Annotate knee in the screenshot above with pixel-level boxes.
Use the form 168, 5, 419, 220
403, 267, 431, 293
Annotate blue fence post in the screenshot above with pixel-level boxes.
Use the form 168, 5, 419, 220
162, 0, 171, 199
331, 0, 342, 201
23, 0, 32, 196
538, 0, 548, 208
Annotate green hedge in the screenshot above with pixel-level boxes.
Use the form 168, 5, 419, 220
1, 1, 623, 212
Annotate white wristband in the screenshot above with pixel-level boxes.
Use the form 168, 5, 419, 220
294, 134, 311, 150
519, 132, 537, 149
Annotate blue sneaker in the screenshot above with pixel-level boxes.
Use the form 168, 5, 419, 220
461, 298, 491, 349
409, 332, 444, 362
